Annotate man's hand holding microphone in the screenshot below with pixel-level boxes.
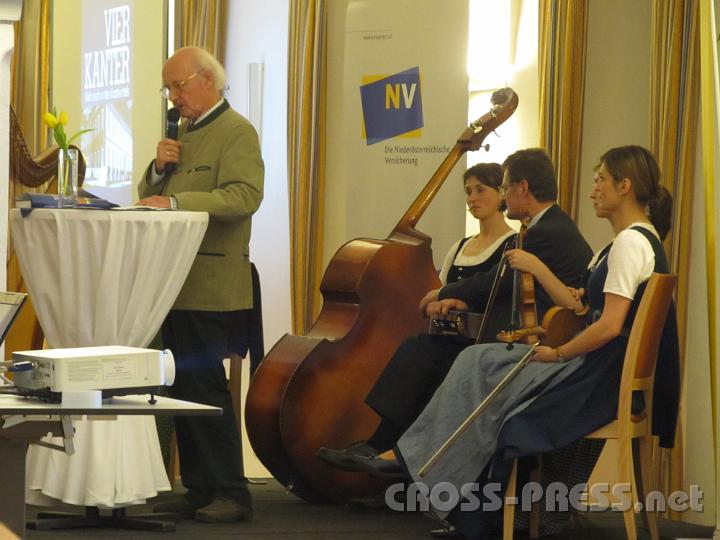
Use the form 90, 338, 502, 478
154, 107, 181, 174
139, 108, 181, 209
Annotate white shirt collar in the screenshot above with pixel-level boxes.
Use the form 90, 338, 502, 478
527, 203, 555, 228
192, 98, 225, 125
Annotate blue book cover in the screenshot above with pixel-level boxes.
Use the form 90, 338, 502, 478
15, 191, 118, 209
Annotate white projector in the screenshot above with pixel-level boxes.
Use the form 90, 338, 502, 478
12, 345, 175, 401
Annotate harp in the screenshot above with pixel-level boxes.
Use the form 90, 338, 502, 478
6, 105, 86, 357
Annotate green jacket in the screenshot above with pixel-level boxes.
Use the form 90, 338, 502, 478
139, 100, 264, 311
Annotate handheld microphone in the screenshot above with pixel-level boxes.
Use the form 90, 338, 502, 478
164, 107, 181, 174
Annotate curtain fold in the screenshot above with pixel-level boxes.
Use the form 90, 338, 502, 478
10, 0, 50, 167
649, 0, 700, 520
175, 0, 227, 61
538, 0, 588, 220
9, 0, 51, 211
6, 0, 51, 357
698, 0, 719, 532
287, 0, 327, 334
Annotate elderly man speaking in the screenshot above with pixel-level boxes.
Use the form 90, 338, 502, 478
138, 46, 264, 523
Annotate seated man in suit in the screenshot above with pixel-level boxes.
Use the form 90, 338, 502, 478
318, 148, 593, 471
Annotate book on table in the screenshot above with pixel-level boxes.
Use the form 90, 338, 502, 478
15, 191, 118, 209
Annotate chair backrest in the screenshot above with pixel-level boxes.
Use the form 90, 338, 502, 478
617, 272, 677, 420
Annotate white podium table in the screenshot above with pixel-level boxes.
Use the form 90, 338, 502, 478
0, 395, 220, 538
9, 208, 208, 508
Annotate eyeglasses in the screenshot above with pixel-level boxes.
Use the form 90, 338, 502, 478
160, 71, 200, 99
498, 184, 509, 197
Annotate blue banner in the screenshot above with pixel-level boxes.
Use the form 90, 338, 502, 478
360, 66, 423, 145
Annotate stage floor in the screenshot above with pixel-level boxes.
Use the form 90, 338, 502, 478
25, 479, 715, 539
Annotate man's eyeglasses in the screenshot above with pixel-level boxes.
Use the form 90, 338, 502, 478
160, 71, 200, 99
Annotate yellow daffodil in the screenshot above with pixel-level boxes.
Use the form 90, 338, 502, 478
42, 112, 59, 129
42, 107, 93, 155
42, 108, 93, 203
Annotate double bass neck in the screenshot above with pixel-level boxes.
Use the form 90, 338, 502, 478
391, 87, 518, 241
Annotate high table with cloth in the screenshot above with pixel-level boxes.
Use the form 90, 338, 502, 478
9, 208, 208, 508
0, 395, 221, 538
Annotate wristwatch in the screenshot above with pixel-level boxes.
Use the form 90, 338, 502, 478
556, 347, 570, 363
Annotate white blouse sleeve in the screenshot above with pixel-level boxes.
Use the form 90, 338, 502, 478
603, 228, 656, 300
439, 238, 463, 285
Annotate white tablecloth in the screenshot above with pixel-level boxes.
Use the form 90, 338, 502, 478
10, 208, 208, 507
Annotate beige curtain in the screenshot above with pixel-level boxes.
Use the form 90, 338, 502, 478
649, 0, 700, 520
698, 0, 719, 531
174, 0, 227, 61
538, 0, 588, 220
10, 0, 50, 162
7, 0, 51, 356
287, 0, 327, 334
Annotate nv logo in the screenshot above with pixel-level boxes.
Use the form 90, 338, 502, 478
360, 66, 423, 145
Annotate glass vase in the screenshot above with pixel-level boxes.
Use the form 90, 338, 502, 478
57, 148, 78, 208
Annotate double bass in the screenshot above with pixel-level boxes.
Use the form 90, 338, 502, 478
245, 89, 519, 502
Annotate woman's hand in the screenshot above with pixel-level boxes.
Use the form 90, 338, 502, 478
530, 345, 562, 363
419, 288, 440, 314
505, 249, 542, 275
423, 299, 469, 319
568, 287, 585, 303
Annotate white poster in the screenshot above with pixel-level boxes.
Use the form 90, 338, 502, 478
82, 1, 134, 199
51, 0, 165, 206
325, 0, 469, 268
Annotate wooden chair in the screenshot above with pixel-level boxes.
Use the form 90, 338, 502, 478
503, 272, 677, 540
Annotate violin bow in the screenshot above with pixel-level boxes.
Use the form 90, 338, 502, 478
472, 234, 518, 344
418, 342, 538, 477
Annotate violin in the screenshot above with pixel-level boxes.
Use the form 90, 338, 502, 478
497, 225, 586, 347
245, 89, 519, 502
501, 224, 538, 346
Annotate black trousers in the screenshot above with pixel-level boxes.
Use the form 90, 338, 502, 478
365, 333, 470, 433
162, 310, 248, 504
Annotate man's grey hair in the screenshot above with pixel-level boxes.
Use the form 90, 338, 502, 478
178, 46, 227, 92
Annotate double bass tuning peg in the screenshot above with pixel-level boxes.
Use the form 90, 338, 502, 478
481, 144, 490, 152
